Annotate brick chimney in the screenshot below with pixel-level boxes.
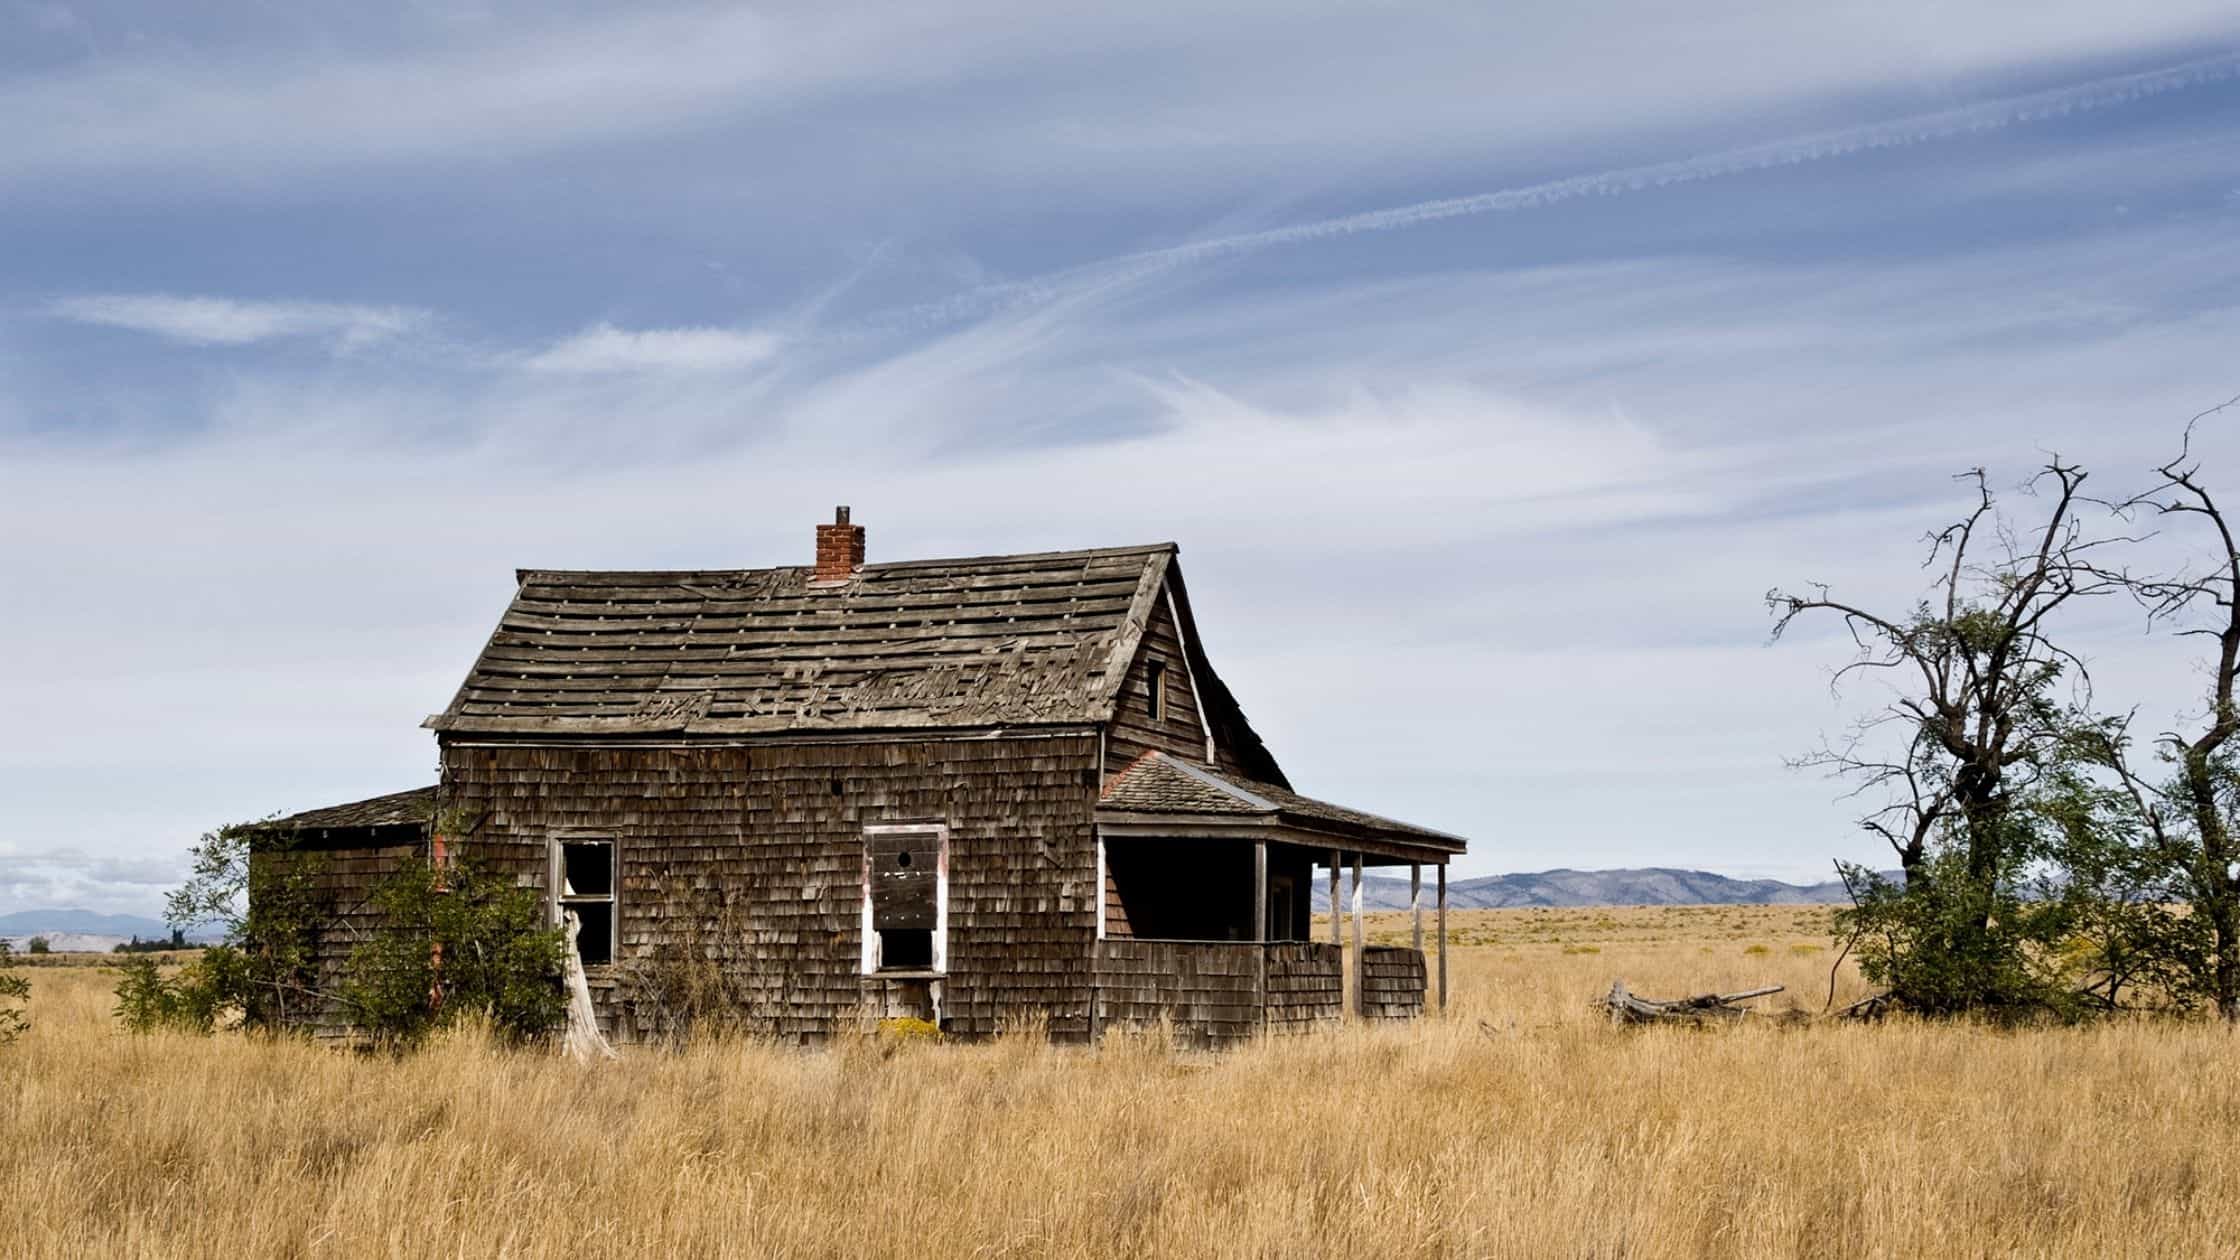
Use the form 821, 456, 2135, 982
813, 505, 865, 583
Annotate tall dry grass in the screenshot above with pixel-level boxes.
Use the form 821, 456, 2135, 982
5, 906, 2240, 1259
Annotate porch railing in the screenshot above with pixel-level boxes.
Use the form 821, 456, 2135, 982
1091, 938, 1423, 1044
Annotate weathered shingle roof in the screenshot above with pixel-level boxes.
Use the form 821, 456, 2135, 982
1098, 752, 1465, 853
270, 786, 437, 832
427, 545, 1177, 736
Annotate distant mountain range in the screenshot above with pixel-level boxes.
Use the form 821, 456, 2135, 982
1312, 867, 1887, 911
0, 908, 215, 951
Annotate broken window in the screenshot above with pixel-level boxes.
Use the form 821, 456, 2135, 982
1146, 659, 1167, 722
554, 838, 616, 966
862, 825, 946, 974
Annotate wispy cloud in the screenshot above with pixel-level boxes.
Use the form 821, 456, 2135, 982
523, 324, 781, 374
48, 294, 424, 348
918, 49, 2240, 322
0, 847, 183, 919
4, 2, 2235, 210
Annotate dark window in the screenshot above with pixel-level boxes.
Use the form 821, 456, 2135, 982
879, 928, 933, 969
561, 842, 612, 897
556, 839, 616, 966
571, 903, 615, 966
1146, 660, 1167, 722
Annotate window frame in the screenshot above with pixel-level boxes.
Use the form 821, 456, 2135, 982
549, 834, 618, 967
1146, 658, 1167, 723
860, 822, 949, 976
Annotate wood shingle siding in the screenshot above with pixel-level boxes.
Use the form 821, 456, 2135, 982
1103, 581, 1219, 774
1265, 943, 1345, 1032
1092, 941, 1346, 1043
1093, 941, 1266, 1047
1359, 945, 1428, 1020
440, 733, 1100, 1042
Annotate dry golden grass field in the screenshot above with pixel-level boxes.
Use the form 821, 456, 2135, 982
7, 905, 2240, 1259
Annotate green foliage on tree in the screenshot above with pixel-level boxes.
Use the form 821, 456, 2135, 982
24, 937, 50, 955
1836, 855, 2083, 1021
0, 941, 28, 1045
117, 819, 332, 1035
340, 855, 568, 1048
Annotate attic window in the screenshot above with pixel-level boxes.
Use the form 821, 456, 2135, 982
554, 839, 616, 966
1146, 660, 1167, 723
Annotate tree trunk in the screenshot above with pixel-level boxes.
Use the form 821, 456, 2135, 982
2184, 751, 2240, 1020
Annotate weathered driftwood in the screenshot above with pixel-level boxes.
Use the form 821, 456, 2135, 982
561, 911, 617, 1063
1604, 979, 1784, 1025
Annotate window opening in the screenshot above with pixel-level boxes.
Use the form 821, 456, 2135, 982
555, 839, 616, 966
1146, 659, 1167, 722
863, 825, 947, 974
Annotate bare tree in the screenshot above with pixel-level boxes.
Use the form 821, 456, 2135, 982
1769, 461, 2121, 891
2082, 403, 2240, 1017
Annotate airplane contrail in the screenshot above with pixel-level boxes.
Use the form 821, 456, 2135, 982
895, 49, 2240, 326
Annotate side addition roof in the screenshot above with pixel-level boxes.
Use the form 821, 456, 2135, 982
260, 785, 438, 845
426, 544, 1255, 740
1097, 751, 1465, 863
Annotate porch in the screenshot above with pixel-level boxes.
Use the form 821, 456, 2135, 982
1092, 751, 1465, 1044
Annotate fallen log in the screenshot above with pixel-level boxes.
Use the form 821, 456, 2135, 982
1831, 991, 1892, 1021
1604, 979, 1785, 1025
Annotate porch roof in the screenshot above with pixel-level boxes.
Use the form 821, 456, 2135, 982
1095, 751, 1465, 864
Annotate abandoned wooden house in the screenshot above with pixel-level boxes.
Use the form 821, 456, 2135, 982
268, 508, 1466, 1043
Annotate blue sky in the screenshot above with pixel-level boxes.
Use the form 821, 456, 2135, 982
5, 2, 2240, 915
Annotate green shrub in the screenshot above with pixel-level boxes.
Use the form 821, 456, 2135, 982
0, 942, 27, 1044
112, 955, 202, 1034
341, 855, 568, 1048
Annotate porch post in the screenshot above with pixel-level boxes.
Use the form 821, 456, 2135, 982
1253, 842, 1268, 943
1410, 863, 1422, 953
1436, 861, 1448, 1012
1327, 850, 1340, 946
1349, 851, 1364, 1019
1253, 840, 1268, 1032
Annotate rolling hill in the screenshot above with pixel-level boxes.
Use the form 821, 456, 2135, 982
1311, 867, 1881, 910
0, 908, 215, 952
